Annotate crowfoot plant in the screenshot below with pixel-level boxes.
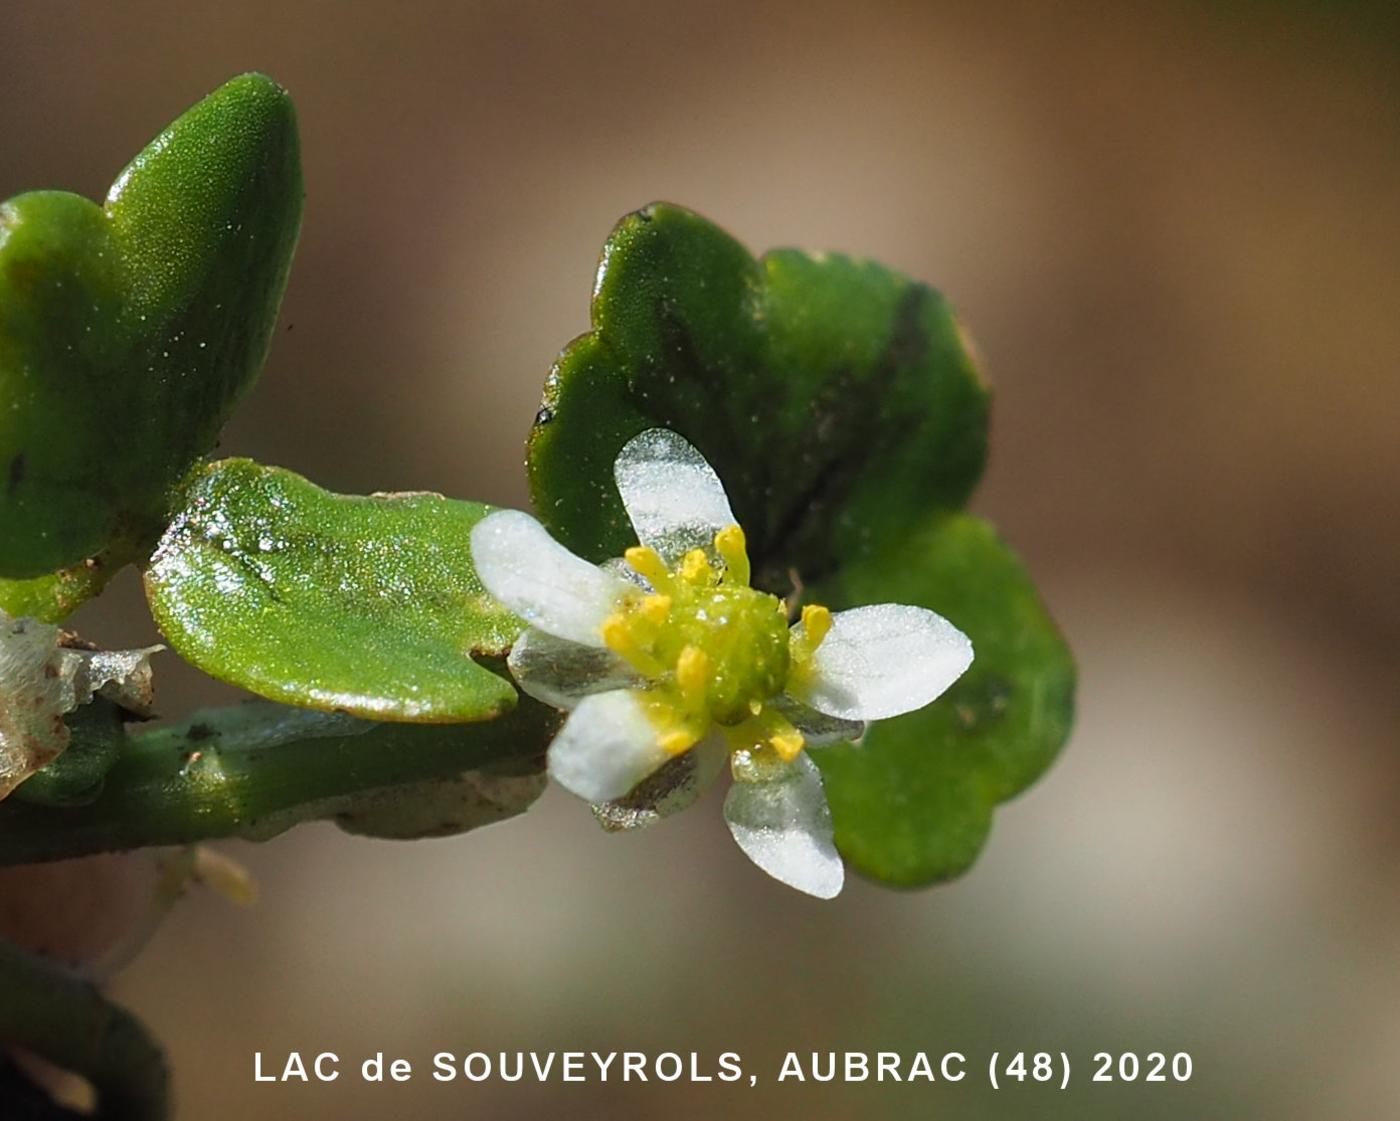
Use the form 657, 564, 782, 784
0, 74, 1073, 1119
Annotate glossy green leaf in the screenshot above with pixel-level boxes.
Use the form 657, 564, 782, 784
808, 513, 1075, 886
527, 203, 1071, 887
145, 459, 520, 723
0, 73, 302, 579
528, 202, 989, 587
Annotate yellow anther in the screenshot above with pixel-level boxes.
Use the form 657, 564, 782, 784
759, 708, 806, 763
748, 699, 763, 716
191, 846, 258, 906
600, 614, 665, 677
720, 708, 806, 765
639, 594, 672, 626
801, 604, 833, 650
675, 645, 711, 706
789, 603, 835, 675
659, 727, 700, 756
680, 549, 714, 585
769, 728, 805, 763
624, 546, 672, 589
714, 524, 751, 586
641, 693, 705, 757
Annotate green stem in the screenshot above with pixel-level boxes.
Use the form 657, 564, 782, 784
0, 560, 119, 625
0, 939, 169, 1121
0, 699, 554, 866
0, 537, 149, 624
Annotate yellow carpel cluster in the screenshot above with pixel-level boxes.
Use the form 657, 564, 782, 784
599, 526, 836, 766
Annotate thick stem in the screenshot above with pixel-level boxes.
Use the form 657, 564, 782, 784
0, 939, 169, 1121
0, 699, 554, 865
0, 695, 554, 1119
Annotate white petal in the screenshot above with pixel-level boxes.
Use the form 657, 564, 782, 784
601, 556, 653, 591
723, 753, 845, 899
613, 428, 737, 564
592, 733, 727, 832
507, 626, 644, 710
471, 510, 635, 646
547, 689, 670, 803
791, 603, 973, 721
771, 694, 866, 747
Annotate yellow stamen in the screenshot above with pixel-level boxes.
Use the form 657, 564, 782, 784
639, 694, 703, 757
680, 548, 713, 585
605, 518, 803, 769
769, 727, 805, 763
638, 594, 672, 626
801, 604, 833, 649
675, 645, 710, 707
714, 524, 751, 586
659, 726, 701, 756
719, 708, 807, 765
600, 614, 666, 677
625, 545, 672, 590
191, 846, 258, 906
789, 603, 835, 674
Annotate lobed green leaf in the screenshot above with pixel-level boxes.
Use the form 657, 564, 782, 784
0, 73, 302, 583
528, 203, 989, 589
809, 513, 1075, 885
527, 203, 1071, 887
145, 459, 520, 723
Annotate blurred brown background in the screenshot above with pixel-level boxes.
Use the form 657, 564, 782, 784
4, 1, 1399, 1117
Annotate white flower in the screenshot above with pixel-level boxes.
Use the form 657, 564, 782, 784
471, 429, 973, 899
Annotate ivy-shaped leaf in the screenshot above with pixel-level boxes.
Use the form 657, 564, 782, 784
809, 512, 1075, 884
529, 203, 989, 589
527, 202, 1073, 887
145, 459, 520, 723
0, 73, 302, 581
